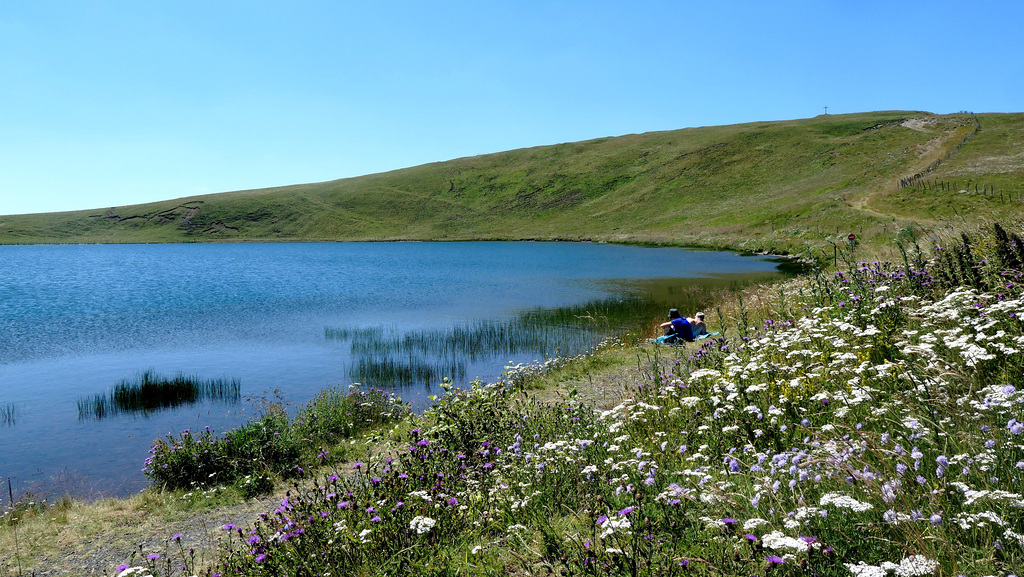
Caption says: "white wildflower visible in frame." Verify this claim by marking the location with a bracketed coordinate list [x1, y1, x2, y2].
[890, 555, 939, 576]
[760, 531, 809, 552]
[599, 517, 632, 539]
[844, 562, 888, 577]
[743, 518, 769, 530]
[409, 516, 436, 535]
[820, 492, 873, 512]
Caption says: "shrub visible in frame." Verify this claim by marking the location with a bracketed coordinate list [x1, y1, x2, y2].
[143, 386, 410, 491]
[292, 386, 411, 445]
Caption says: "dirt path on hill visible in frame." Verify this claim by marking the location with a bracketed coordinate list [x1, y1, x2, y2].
[847, 116, 968, 227]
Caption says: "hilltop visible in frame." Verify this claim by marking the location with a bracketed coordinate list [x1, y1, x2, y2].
[2, 111, 1023, 253]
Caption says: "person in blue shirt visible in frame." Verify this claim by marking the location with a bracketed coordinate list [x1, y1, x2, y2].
[657, 308, 693, 343]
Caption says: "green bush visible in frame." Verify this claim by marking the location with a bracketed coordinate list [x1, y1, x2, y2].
[224, 411, 303, 479]
[144, 427, 233, 490]
[235, 474, 275, 499]
[292, 386, 411, 445]
[143, 386, 410, 491]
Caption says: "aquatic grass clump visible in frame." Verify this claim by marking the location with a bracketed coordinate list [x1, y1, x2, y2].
[348, 355, 467, 388]
[329, 292, 729, 388]
[323, 326, 387, 341]
[76, 370, 240, 420]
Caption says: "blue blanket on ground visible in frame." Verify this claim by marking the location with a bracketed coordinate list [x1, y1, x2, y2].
[654, 332, 720, 344]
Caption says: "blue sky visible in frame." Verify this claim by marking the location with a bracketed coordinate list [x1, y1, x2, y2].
[1, 1, 1021, 216]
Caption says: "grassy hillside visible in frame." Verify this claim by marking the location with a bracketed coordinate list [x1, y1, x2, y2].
[3, 111, 1023, 253]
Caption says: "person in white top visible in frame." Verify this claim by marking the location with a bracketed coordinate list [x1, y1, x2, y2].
[688, 311, 708, 338]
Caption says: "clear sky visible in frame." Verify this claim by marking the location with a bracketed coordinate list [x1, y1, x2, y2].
[1, 1, 1021, 216]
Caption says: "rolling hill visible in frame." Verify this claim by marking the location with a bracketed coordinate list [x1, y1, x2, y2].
[3, 110, 1022, 254]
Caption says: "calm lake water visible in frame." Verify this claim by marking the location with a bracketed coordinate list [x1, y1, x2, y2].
[0, 242, 781, 499]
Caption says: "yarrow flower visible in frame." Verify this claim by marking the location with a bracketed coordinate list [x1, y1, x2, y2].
[820, 492, 873, 512]
[410, 516, 436, 534]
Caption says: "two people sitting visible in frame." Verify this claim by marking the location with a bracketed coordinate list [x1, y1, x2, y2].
[656, 309, 708, 344]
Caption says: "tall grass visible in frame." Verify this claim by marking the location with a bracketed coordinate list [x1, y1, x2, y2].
[327, 283, 763, 388]
[76, 370, 240, 420]
[348, 356, 466, 388]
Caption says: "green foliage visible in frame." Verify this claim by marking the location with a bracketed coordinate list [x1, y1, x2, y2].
[143, 387, 410, 491]
[223, 411, 303, 480]
[235, 474, 275, 500]
[422, 380, 523, 456]
[292, 386, 413, 445]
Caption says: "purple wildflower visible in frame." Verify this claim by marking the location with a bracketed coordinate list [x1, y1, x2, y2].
[1008, 419, 1024, 435]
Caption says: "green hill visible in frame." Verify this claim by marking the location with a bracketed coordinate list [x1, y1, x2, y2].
[3, 110, 1023, 253]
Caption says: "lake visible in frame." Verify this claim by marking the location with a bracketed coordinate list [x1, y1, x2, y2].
[0, 242, 782, 499]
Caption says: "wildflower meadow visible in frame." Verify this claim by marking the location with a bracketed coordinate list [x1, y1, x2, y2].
[116, 224, 1024, 576]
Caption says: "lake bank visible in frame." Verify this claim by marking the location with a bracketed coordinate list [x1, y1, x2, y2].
[0, 242, 784, 501]
[6, 222, 1024, 575]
